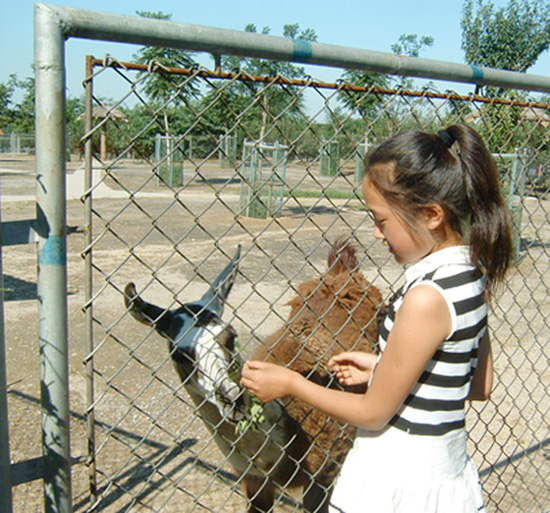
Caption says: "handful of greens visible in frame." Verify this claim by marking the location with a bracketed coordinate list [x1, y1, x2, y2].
[228, 340, 266, 434]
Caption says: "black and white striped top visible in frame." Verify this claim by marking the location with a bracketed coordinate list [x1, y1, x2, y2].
[378, 245, 487, 436]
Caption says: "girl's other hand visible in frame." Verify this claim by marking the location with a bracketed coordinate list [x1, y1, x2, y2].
[328, 351, 378, 387]
[240, 360, 296, 402]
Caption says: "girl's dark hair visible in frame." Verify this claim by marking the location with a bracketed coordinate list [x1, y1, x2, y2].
[365, 123, 513, 298]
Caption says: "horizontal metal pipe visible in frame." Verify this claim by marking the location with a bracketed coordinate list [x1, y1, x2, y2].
[91, 56, 550, 111]
[39, 2, 550, 93]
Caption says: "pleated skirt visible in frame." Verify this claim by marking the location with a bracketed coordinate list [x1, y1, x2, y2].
[329, 425, 486, 513]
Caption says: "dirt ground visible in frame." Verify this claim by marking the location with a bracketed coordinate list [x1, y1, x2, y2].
[1, 155, 549, 513]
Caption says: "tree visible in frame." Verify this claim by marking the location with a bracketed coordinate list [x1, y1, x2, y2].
[391, 33, 434, 90]
[391, 34, 434, 59]
[461, 0, 550, 151]
[0, 75, 18, 131]
[66, 95, 85, 156]
[339, 33, 434, 123]
[461, 0, 550, 73]
[0, 73, 35, 134]
[219, 23, 318, 143]
[14, 75, 35, 134]
[133, 11, 198, 134]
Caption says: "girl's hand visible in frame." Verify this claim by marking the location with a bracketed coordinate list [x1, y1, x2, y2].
[328, 351, 378, 387]
[240, 360, 296, 402]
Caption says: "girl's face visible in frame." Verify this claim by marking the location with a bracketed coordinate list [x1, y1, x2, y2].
[362, 177, 435, 265]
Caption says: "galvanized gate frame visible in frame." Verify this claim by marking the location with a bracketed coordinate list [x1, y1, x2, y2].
[3, 3, 549, 512]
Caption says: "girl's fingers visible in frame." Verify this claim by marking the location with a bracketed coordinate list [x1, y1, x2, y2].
[329, 352, 350, 364]
[329, 355, 347, 371]
[242, 360, 263, 376]
[245, 360, 269, 371]
[240, 373, 258, 393]
[241, 361, 257, 385]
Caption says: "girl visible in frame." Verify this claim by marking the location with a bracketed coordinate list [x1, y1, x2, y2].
[241, 124, 513, 512]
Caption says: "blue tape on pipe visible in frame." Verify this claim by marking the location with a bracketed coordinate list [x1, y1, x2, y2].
[39, 235, 66, 265]
[470, 65, 484, 84]
[293, 39, 313, 62]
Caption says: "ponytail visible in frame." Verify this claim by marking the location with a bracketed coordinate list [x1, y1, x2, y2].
[445, 124, 513, 298]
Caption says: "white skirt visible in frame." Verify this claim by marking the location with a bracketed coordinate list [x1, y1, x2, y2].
[329, 425, 486, 513]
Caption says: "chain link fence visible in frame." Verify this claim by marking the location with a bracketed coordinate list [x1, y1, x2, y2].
[0, 133, 35, 155]
[62, 54, 550, 513]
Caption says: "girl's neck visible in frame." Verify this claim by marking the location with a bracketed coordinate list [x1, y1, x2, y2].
[425, 225, 465, 258]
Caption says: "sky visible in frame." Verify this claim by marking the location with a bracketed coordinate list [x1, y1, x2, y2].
[2, 0, 550, 101]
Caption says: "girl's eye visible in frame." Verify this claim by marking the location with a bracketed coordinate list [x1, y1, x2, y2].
[370, 215, 384, 227]
[367, 210, 384, 228]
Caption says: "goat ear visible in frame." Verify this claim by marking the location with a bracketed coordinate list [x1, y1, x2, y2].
[124, 283, 164, 326]
[124, 283, 139, 310]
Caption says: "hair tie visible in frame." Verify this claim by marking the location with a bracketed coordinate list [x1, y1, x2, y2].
[438, 129, 455, 148]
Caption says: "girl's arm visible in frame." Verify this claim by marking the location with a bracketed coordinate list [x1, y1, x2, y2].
[241, 284, 452, 431]
[467, 331, 493, 401]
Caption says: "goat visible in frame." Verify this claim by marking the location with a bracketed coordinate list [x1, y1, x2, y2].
[123, 239, 382, 513]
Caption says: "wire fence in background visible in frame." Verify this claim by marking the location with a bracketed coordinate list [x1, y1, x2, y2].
[68, 56, 550, 512]
[0, 134, 35, 155]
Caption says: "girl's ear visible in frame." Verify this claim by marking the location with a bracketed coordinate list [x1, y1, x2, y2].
[424, 203, 446, 230]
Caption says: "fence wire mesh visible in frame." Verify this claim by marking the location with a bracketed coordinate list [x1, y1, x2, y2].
[0, 133, 35, 155]
[73, 55, 550, 513]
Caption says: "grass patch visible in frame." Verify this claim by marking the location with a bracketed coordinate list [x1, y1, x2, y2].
[284, 188, 363, 201]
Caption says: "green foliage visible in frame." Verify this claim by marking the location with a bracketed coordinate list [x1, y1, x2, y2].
[15, 76, 35, 133]
[461, 0, 550, 73]
[0, 74, 18, 131]
[217, 23, 318, 142]
[227, 339, 266, 434]
[66, 96, 85, 155]
[461, 0, 550, 152]
[391, 34, 434, 58]
[236, 398, 266, 434]
[338, 69, 390, 127]
[339, 33, 434, 122]
[0, 73, 35, 133]
[133, 11, 198, 133]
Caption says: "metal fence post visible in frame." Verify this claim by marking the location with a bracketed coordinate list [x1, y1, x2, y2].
[0, 210, 13, 513]
[34, 4, 72, 513]
[83, 54, 97, 507]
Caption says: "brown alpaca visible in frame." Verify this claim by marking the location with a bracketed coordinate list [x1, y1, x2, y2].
[123, 239, 382, 513]
[248, 238, 382, 512]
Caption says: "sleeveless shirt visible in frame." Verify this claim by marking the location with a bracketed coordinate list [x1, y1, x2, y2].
[378, 245, 487, 436]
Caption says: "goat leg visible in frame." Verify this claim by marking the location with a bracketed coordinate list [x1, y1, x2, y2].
[244, 475, 275, 513]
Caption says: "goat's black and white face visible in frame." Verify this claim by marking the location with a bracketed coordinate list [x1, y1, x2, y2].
[123, 246, 245, 422]
[124, 284, 245, 422]
[164, 302, 244, 422]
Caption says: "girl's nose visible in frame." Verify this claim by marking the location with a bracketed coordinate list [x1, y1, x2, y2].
[373, 224, 384, 240]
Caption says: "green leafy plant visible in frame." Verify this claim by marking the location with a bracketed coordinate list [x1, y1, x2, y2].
[229, 339, 266, 434]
